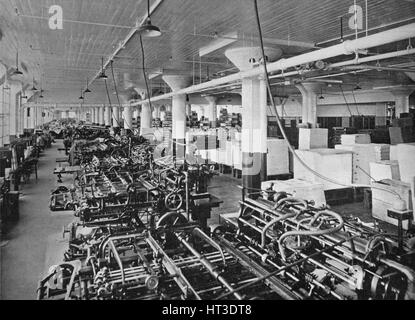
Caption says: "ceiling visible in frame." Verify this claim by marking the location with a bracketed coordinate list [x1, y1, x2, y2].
[0, 0, 415, 105]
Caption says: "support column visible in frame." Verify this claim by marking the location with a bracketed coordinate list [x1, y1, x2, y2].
[9, 80, 22, 140]
[104, 105, 111, 126]
[26, 107, 34, 129]
[91, 107, 96, 124]
[239, 76, 268, 189]
[112, 106, 120, 127]
[162, 75, 191, 158]
[98, 105, 105, 126]
[390, 87, 413, 117]
[186, 102, 192, 117]
[225, 47, 282, 193]
[153, 104, 161, 119]
[204, 96, 218, 128]
[140, 101, 152, 135]
[123, 105, 133, 131]
[295, 82, 325, 127]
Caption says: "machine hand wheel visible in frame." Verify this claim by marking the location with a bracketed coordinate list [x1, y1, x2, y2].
[164, 192, 183, 211]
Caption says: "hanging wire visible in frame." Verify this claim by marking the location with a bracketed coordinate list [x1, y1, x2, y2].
[110, 61, 124, 128]
[339, 84, 354, 117]
[351, 89, 362, 116]
[139, 34, 153, 112]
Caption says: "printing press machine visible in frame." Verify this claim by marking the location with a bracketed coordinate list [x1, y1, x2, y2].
[39, 132, 415, 300]
[39, 189, 415, 300]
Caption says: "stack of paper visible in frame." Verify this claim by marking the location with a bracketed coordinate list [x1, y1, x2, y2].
[294, 148, 353, 190]
[335, 143, 390, 184]
[341, 134, 371, 145]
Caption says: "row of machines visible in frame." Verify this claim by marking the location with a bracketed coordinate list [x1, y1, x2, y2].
[39, 128, 415, 300]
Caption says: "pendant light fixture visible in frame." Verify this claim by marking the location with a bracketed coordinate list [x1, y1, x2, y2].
[12, 51, 23, 75]
[31, 77, 38, 91]
[98, 57, 108, 79]
[39, 89, 44, 99]
[354, 73, 362, 90]
[84, 78, 91, 93]
[318, 88, 325, 100]
[137, 0, 161, 38]
[79, 87, 84, 100]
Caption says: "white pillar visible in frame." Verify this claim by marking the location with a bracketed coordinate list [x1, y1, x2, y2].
[112, 106, 120, 127]
[390, 87, 413, 116]
[204, 95, 218, 128]
[224, 46, 282, 192]
[104, 105, 111, 126]
[162, 75, 191, 158]
[295, 82, 325, 127]
[91, 107, 96, 124]
[9, 80, 22, 139]
[123, 105, 133, 130]
[140, 102, 152, 134]
[153, 104, 161, 119]
[98, 105, 105, 125]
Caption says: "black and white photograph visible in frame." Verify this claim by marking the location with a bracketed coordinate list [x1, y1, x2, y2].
[1, 0, 415, 306]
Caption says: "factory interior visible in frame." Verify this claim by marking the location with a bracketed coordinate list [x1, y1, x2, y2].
[1, 0, 415, 302]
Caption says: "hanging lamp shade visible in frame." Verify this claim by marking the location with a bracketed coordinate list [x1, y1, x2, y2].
[318, 88, 324, 100]
[12, 51, 23, 75]
[138, 0, 161, 38]
[31, 77, 38, 91]
[84, 78, 92, 93]
[138, 18, 161, 38]
[98, 57, 108, 79]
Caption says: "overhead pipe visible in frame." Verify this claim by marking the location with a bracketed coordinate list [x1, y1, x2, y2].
[342, 65, 415, 73]
[329, 48, 415, 68]
[131, 23, 415, 106]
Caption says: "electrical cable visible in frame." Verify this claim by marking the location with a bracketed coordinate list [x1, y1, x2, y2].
[109, 61, 127, 129]
[139, 34, 153, 113]
[351, 89, 362, 116]
[104, 78, 126, 129]
[339, 84, 354, 117]
[248, 0, 402, 200]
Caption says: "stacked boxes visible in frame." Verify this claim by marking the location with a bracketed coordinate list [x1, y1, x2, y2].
[335, 143, 390, 185]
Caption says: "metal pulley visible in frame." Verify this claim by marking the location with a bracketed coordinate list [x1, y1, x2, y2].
[164, 191, 183, 211]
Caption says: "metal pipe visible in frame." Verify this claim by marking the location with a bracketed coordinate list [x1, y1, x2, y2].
[192, 228, 226, 266]
[175, 232, 244, 300]
[131, 23, 415, 106]
[108, 239, 125, 284]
